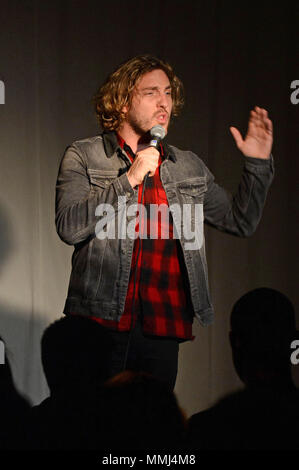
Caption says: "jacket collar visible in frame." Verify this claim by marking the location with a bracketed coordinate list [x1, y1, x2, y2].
[102, 131, 121, 158]
[102, 131, 177, 163]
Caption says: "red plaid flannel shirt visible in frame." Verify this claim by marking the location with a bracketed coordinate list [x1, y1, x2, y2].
[73, 134, 194, 340]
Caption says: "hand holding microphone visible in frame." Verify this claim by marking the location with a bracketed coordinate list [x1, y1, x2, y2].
[127, 147, 160, 188]
[127, 125, 165, 188]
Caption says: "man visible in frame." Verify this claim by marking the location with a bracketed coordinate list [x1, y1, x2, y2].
[186, 288, 299, 450]
[24, 315, 116, 449]
[55, 55, 274, 389]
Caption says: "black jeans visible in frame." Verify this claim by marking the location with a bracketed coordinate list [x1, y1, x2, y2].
[104, 319, 179, 390]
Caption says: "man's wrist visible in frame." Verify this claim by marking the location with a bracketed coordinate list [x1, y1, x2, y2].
[244, 153, 273, 163]
[127, 172, 138, 189]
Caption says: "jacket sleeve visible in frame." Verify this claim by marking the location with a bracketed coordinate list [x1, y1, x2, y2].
[55, 144, 135, 245]
[203, 155, 274, 237]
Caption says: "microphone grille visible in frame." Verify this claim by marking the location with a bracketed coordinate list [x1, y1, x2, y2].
[150, 125, 166, 140]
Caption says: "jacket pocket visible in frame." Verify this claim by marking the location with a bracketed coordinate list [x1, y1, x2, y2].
[174, 178, 206, 252]
[177, 177, 207, 206]
[177, 177, 206, 198]
[87, 169, 119, 189]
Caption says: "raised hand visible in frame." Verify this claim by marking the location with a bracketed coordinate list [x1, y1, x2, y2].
[230, 106, 273, 159]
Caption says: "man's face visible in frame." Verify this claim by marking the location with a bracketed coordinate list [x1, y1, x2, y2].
[123, 69, 173, 136]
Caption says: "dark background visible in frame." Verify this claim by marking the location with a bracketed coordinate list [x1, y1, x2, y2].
[0, 0, 298, 414]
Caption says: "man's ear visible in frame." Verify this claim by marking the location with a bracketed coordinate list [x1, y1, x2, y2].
[122, 104, 128, 114]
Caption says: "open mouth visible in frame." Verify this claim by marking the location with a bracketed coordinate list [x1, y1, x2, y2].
[156, 113, 168, 123]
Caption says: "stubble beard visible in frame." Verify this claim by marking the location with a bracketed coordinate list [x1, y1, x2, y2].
[127, 110, 170, 138]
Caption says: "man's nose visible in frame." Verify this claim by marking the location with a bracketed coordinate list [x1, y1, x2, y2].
[157, 92, 168, 109]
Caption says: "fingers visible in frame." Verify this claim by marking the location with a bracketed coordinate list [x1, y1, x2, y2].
[127, 147, 160, 188]
[136, 147, 160, 159]
[230, 126, 243, 149]
[249, 106, 273, 133]
[136, 148, 160, 177]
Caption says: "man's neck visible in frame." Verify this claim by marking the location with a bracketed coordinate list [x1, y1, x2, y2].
[117, 125, 140, 154]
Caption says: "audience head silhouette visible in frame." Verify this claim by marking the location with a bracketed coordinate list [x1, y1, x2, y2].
[41, 315, 114, 394]
[100, 370, 187, 450]
[186, 288, 299, 450]
[229, 287, 297, 389]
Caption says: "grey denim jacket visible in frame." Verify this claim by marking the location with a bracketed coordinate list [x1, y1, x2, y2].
[55, 132, 274, 327]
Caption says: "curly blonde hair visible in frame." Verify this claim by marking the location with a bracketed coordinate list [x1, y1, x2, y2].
[93, 55, 184, 131]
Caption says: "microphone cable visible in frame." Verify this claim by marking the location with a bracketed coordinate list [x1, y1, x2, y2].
[122, 172, 149, 371]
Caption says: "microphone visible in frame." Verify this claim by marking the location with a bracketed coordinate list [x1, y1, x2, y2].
[145, 125, 166, 180]
[149, 124, 166, 148]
